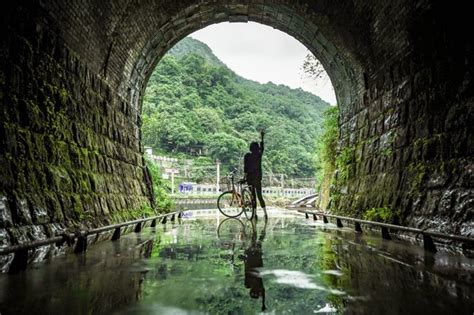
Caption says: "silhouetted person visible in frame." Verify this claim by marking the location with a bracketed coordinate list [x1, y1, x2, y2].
[244, 218, 268, 312]
[244, 129, 267, 218]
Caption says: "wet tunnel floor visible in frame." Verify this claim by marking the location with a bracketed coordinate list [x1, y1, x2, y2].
[0, 209, 473, 315]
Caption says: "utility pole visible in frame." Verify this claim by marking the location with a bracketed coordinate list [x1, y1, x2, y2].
[165, 168, 179, 195]
[216, 159, 220, 193]
[281, 174, 284, 195]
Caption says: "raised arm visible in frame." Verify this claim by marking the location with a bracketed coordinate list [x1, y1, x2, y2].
[260, 129, 265, 154]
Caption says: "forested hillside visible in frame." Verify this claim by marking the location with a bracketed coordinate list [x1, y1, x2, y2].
[142, 37, 331, 179]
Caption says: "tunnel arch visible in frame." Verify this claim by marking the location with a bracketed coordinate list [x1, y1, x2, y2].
[121, 2, 364, 119]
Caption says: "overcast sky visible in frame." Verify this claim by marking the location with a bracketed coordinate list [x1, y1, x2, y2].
[189, 22, 336, 105]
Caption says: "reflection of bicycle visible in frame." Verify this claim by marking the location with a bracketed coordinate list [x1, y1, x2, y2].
[217, 217, 256, 240]
[217, 170, 255, 220]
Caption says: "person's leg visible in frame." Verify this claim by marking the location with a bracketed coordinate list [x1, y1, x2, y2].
[250, 184, 257, 211]
[255, 181, 267, 217]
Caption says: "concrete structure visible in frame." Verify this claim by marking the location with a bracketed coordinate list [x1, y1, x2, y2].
[144, 148, 178, 168]
[0, 0, 472, 255]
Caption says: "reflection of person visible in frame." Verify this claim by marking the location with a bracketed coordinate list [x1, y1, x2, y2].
[244, 219, 267, 312]
[244, 129, 267, 219]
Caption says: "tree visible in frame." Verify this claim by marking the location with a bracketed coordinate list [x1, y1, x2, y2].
[141, 37, 331, 179]
[205, 133, 247, 168]
[302, 54, 327, 80]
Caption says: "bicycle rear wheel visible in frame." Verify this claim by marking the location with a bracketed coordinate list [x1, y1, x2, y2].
[241, 188, 254, 220]
[217, 191, 244, 218]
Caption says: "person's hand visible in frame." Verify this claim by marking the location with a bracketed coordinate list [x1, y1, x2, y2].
[260, 129, 265, 137]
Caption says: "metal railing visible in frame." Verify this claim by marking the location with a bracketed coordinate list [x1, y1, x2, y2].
[1, 210, 184, 273]
[297, 208, 474, 253]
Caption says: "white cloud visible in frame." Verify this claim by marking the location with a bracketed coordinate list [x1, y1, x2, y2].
[189, 22, 337, 105]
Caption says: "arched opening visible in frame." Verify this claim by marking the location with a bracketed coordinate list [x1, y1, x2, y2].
[2, 0, 471, 241]
[112, 3, 364, 214]
[140, 22, 337, 206]
[128, 6, 361, 115]
[104, 2, 364, 128]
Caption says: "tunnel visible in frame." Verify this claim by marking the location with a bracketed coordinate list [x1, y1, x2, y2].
[0, 0, 472, 257]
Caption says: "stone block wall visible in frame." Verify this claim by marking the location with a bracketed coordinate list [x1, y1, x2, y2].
[0, 0, 472, 266]
[331, 2, 473, 236]
[0, 5, 153, 259]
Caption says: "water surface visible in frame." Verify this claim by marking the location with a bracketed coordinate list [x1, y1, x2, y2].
[0, 209, 472, 314]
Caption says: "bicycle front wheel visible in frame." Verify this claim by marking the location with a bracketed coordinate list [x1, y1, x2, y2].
[241, 188, 254, 220]
[217, 217, 245, 240]
[217, 191, 244, 218]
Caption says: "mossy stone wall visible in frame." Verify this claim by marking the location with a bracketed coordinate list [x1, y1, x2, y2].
[330, 2, 473, 235]
[0, 8, 154, 258]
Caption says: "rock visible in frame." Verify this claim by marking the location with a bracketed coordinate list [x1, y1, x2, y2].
[438, 189, 456, 216]
[426, 170, 448, 188]
[0, 228, 14, 272]
[0, 195, 13, 228]
[9, 193, 33, 225]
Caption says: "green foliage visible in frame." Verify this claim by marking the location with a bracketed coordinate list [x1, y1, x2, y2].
[313, 107, 339, 184]
[363, 207, 399, 223]
[142, 37, 330, 178]
[145, 157, 174, 212]
[381, 146, 393, 157]
[111, 205, 157, 223]
[408, 162, 427, 192]
[335, 146, 355, 182]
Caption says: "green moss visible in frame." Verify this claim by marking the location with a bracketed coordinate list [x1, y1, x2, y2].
[59, 87, 68, 105]
[363, 207, 399, 223]
[110, 204, 158, 223]
[331, 195, 341, 211]
[408, 162, 427, 192]
[335, 146, 355, 182]
[72, 195, 87, 221]
[381, 146, 393, 157]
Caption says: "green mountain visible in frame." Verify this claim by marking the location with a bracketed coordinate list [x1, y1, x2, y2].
[168, 37, 224, 67]
[142, 37, 331, 180]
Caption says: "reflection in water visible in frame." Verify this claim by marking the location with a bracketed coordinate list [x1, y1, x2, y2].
[0, 212, 473, 315]
[242, 219, 266, 311]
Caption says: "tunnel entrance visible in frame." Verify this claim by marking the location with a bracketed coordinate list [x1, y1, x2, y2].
[140, 22, 337, 208]
[0, 0, 472, 257]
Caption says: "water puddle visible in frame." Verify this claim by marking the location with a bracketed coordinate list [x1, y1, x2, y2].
[0, 209, 473, 314]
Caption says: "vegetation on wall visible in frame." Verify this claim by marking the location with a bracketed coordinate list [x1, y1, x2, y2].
[313, 107, 339, 183]
[312, 107, 339, 209]
[363, 207, 400, 223]
[145, 157, 174, 212]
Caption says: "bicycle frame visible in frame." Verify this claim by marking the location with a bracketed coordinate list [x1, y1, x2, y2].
[227, 173, 245, 207]
[228, 173, 255, 212]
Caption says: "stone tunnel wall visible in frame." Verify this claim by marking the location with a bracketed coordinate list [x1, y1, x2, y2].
[0, 0, 472, 257]
[331, 2, 473, 236]
[0, 4, 153, 252]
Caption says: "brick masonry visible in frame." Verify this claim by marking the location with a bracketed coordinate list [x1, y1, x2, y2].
[0, 1, 154, 267]
[0, 0, 472, 265]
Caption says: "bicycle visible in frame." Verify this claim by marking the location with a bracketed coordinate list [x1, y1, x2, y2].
[217, 217, 257, 240]
[217, 169, 255, 220]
